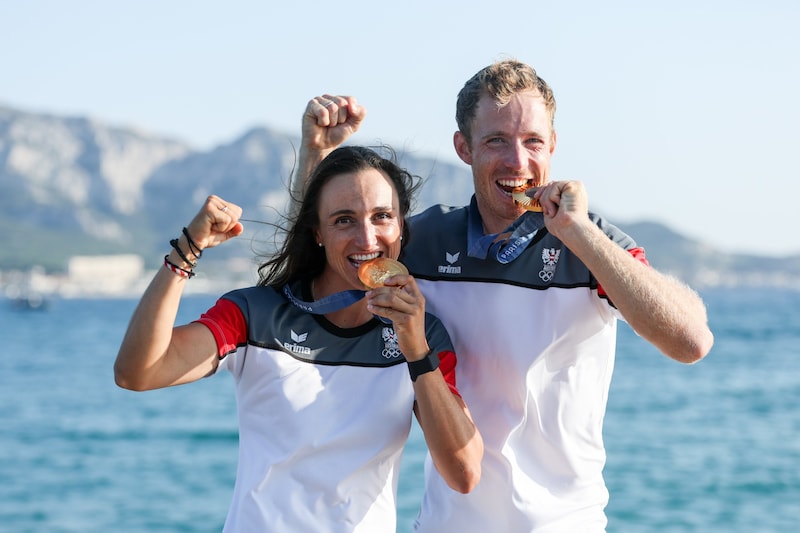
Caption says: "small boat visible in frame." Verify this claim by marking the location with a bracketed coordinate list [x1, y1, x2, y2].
[5, 268, 53, 311]
[10, 291, 51, 311]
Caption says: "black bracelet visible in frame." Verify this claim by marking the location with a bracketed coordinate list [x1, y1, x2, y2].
[169, 238, 197, 268]
[182, 227, 203, 258]
[407, 350, 440, 382]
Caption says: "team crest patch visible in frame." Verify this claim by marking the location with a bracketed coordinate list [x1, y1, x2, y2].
[381, 327, 402, 359]
[539, 247, 561, 282]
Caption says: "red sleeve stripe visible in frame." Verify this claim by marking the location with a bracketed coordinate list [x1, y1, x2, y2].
[437, 350, 462, 398]
[194, 298, 247, 358]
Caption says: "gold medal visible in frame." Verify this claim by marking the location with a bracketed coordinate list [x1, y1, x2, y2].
[358, 257, 409, 289]
[511, 186, 543, 212]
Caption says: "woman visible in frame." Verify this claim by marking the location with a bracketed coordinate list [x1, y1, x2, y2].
[114, 146, 483, 532]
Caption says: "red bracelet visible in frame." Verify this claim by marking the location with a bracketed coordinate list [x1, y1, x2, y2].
[163, 255, 195, 278]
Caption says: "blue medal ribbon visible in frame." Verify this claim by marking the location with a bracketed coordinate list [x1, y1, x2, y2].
[283, 283, 365, 314]
[466, 195, 544, 264]
[283, 282, 392, 324]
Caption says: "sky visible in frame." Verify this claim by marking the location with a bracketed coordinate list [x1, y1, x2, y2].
[2, 1, 798, 256]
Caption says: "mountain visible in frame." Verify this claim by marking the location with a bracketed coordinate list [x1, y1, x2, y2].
[1, 106, 190, 268]
[618, 221, 800, 289]
[1, 105, 798, 289]
[1, 105, 473, 270]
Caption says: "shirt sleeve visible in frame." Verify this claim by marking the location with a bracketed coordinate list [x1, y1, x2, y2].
[194, 297, 248, 359]
[437, 350, 462, 398]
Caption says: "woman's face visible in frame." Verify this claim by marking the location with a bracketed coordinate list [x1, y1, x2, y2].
[315, 168, 403, 292]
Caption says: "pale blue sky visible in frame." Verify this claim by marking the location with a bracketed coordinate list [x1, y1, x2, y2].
[2, 1, 798, 255]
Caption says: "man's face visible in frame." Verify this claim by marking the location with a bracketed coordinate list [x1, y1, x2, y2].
[454, 90, 556, 234]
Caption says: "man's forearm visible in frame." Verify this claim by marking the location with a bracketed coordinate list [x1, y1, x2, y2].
[564, 222, 714, 363]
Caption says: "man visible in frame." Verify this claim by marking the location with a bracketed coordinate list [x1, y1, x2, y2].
[293, 60, 714, 532]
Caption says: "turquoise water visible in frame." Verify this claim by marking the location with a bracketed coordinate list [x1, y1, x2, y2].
[1, 289, 798, 532]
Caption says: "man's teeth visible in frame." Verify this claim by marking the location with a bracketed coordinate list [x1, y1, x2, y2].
[498, 179, 529, 190]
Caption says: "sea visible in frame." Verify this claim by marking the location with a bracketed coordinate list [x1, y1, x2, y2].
[1, 287, 798, 532]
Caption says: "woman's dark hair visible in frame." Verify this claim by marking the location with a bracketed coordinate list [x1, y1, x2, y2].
[257, 145, 421, 288]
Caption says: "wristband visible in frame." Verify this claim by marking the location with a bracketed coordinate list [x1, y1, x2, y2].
[407, 350, 440, 382]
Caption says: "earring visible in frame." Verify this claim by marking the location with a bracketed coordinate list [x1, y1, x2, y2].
[318, 242, 323, 247]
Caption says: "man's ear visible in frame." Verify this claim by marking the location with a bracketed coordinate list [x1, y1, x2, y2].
[453, 131, 473, 165]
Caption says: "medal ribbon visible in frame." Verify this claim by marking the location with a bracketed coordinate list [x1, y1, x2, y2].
[283, 283, 392, 324]
[283, 284, 365, 314]
[466, 196, 544, 264]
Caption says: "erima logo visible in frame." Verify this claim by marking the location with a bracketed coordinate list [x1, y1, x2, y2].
[278, 329, 311, 355]
[438, 251, 462, 274]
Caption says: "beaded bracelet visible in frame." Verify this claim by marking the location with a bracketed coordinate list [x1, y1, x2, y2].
[164, 255, 195, 278]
